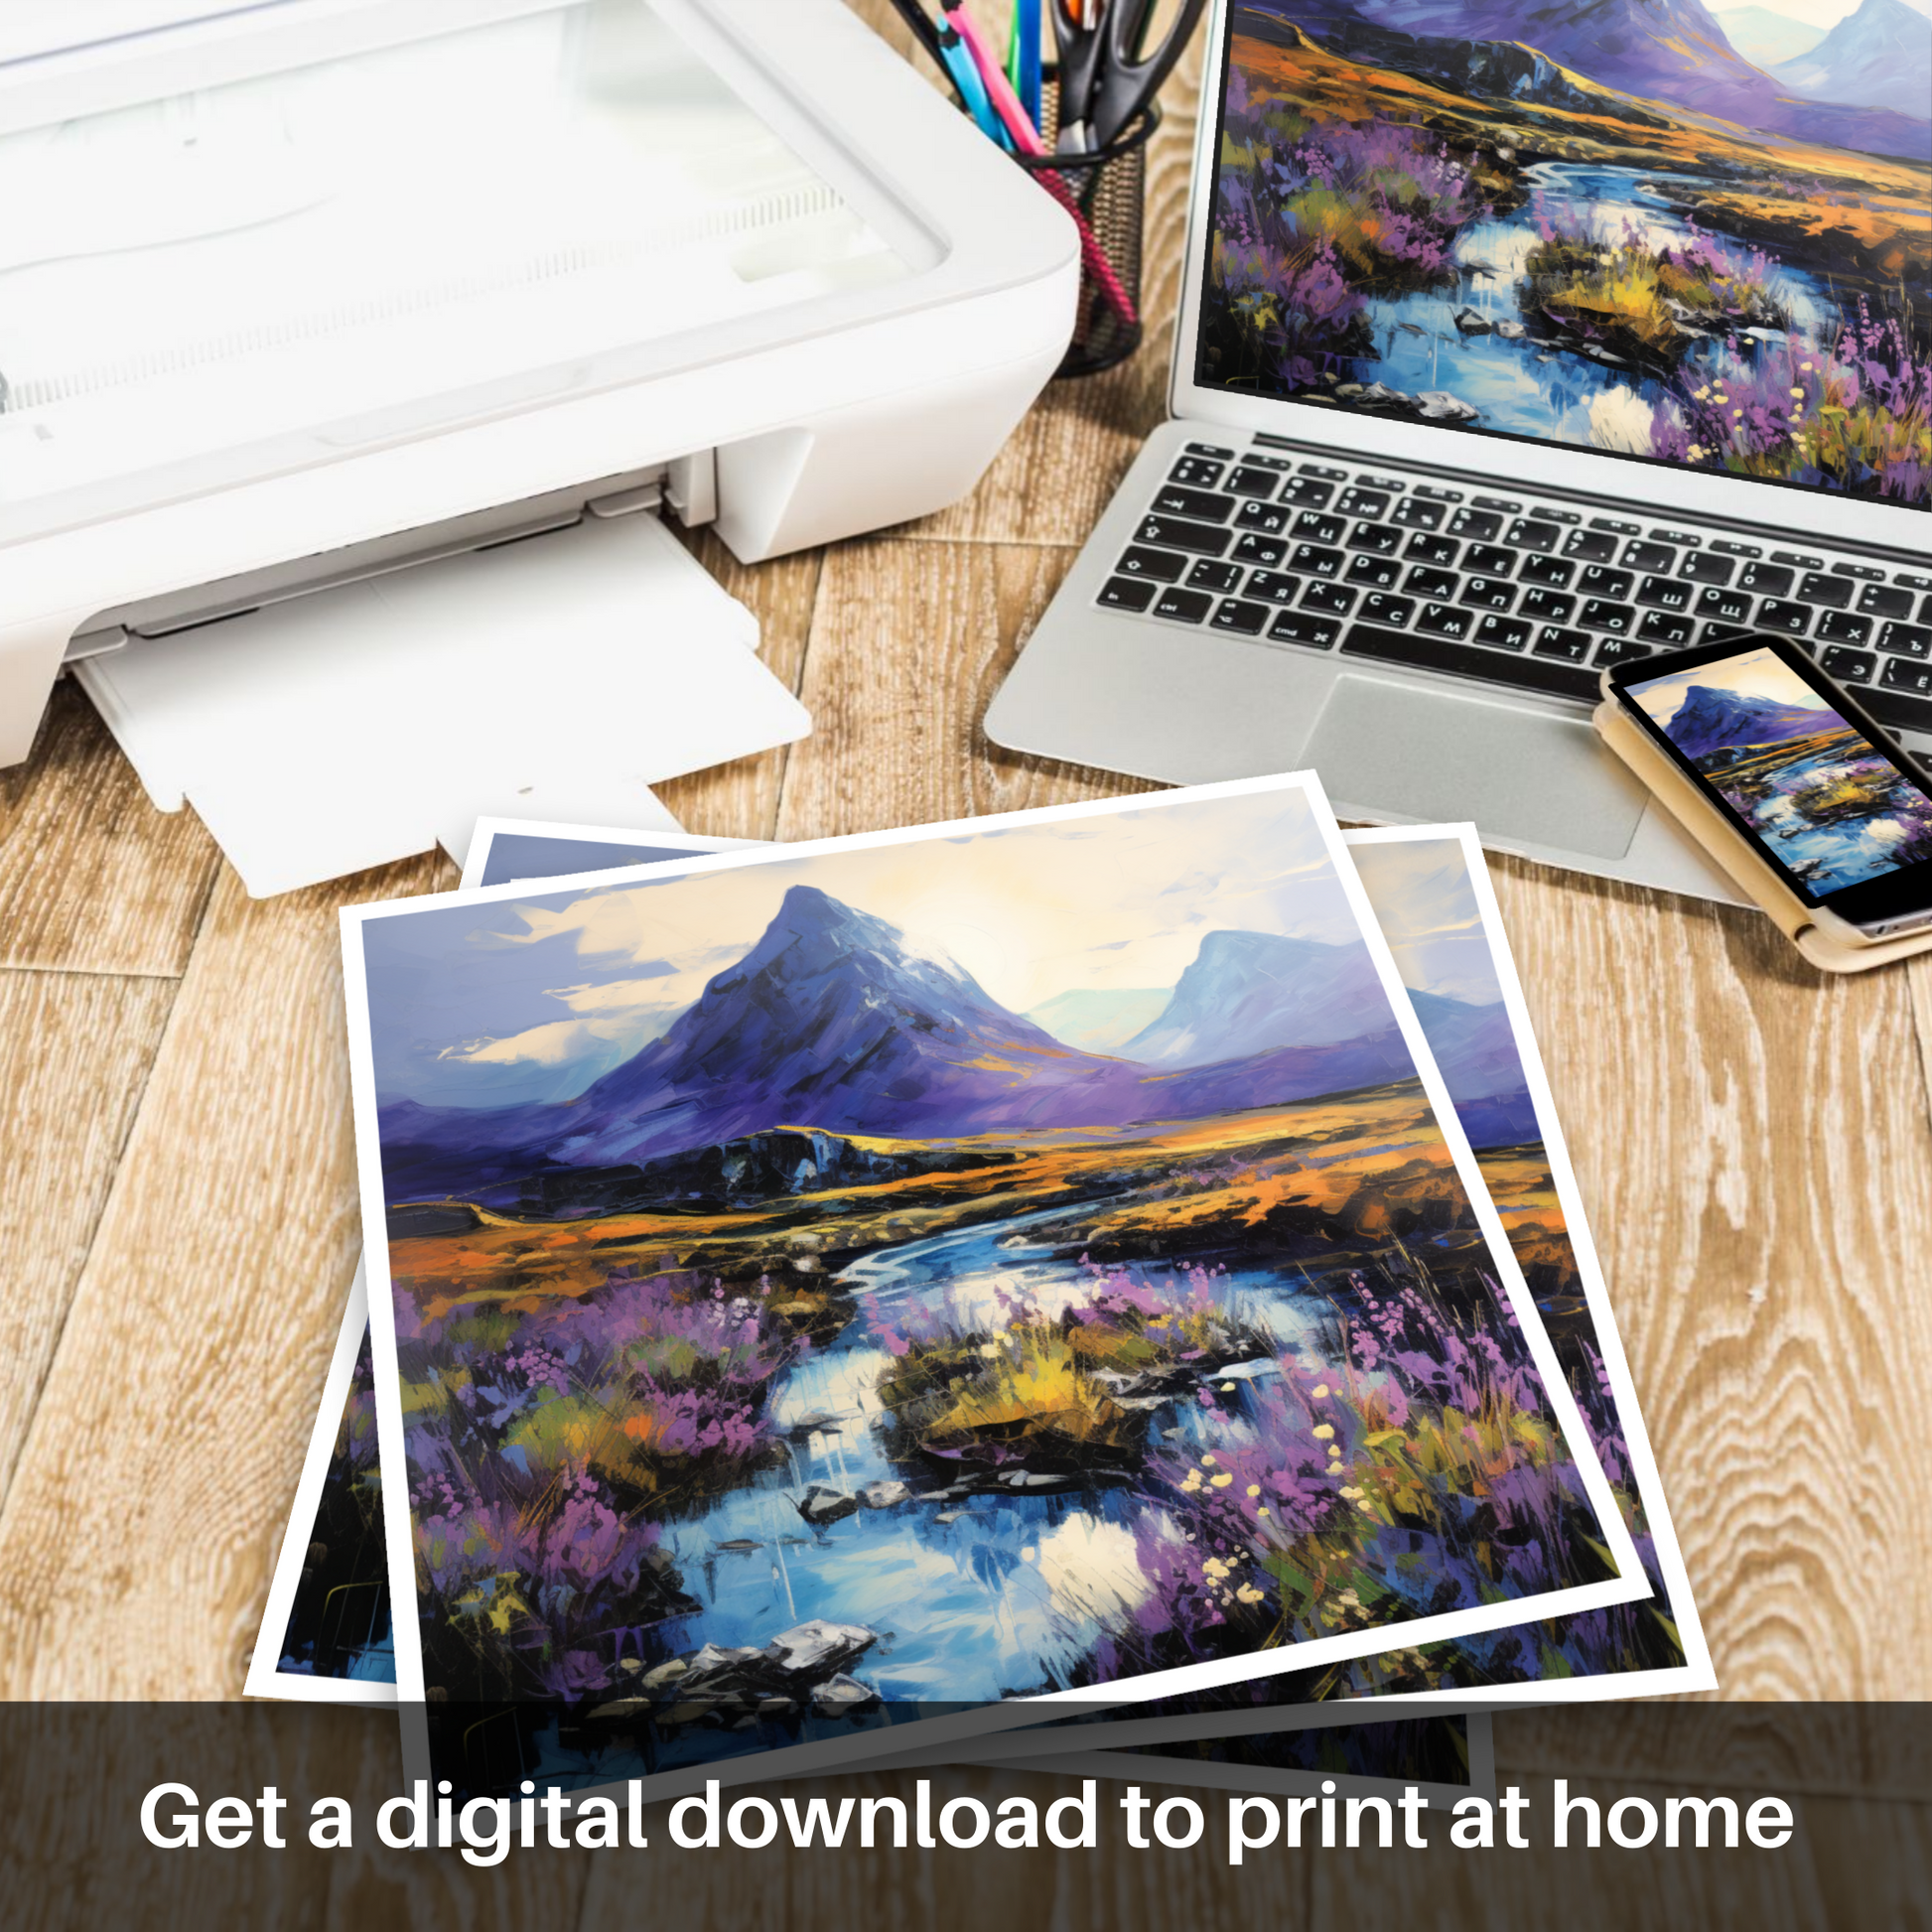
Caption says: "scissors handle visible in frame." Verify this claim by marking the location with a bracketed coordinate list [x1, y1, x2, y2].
[1088, 0, 1206, 147]
[1048, 0, 1107, 143]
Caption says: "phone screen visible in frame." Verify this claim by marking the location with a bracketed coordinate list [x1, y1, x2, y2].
[1619, 640, 1932, 912]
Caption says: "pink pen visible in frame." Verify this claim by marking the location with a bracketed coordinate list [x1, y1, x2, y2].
[942, 1, 1141, 331]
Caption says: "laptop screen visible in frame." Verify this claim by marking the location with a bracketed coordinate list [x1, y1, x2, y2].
[1195, 1, 1931, 511]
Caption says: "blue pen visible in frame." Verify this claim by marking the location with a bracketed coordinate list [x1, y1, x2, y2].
[936, 19, 1010, 148]
[1014, 0, 1042, 131]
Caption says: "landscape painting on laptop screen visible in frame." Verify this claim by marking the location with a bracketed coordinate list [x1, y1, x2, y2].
[1201, 0, 1932, 505]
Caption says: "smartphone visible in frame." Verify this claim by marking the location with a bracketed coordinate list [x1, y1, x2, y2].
[1605, 632, 1932, 940]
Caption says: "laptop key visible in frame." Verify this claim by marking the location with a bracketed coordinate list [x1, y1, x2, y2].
[1136, 514, 1231, 557]
[1820, 645, 1876, 683]
[1289, 543, 1345, 579]
[1186, 559, 1246, 594]
[1153, 484, 1238, 521]
[1738, 562, 1794, 598]
[1518, 553, 1575, 589]
[1235, 499, 1293, 535]
[1519, 588, 1576, 625]
[1594, 636, 1653, 667]
[1506, 518, 1561, 552]
[1695, 586, 1752, 625]
[1623, 540, 1676, 574]
[1392, 497, 1446, 531]
[1280, 477, 1336, 507]
[1335, 486, 1391, 519]
[1636, 576, 1693, 612]
[1637, 610, 1696, 645]
[1798, 572, 1852, 609]
[1476, 615, 1533, 651]
[1756, 599, 1810, 635]
[1448, 507, 1502, 541]
[1578, 565, 1634, 601]
[1348, 521, 1404, 555]
[1151, 586, 1213, 624]
[1244, 571, 1303, 605]
[1532, 625, 1591, 660]
[1405, 566, 1458, 601]
[1341, 623, 1599, 700]
[1267, 611, 1341, 648]
[1881, 656, 1932, 697]
[1859, 584, 1915, 621]
[1679, 553, 1734, 586]
[1417, 602, 1474, 639]
[1233, 531, 1287, 567]
[1345, 554, 1402, 590]
[1211, 599, 1271, 635]
[1563, 528, 1620, 563]
[1581, 599, 1636, 633]
[1880, 621, 1932, 659]
[1463, 543, 1516, 578]
[1460, 578, 1516, 612]
[1359, 593, 1416, 627]
[1293, 511, 1348, 544]
[1116, 546, 1189, 583]
[1169, 457, 1225, 488]
[1301, 582, 1357, 617]
[1404, 531, 1460, 567]
[1184, 441, 1235, 459]
[1817, 611, 1871, 646]
[1097, 576, 1157, 613]
[1225, 465, 1283, 497]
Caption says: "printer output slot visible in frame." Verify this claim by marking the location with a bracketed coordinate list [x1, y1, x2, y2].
[62, 453, 723, 663]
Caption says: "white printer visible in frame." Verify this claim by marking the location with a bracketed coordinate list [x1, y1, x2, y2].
[0, 0, 1077, 890]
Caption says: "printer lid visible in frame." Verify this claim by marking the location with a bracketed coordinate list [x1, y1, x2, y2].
[0, 0, 941, 549]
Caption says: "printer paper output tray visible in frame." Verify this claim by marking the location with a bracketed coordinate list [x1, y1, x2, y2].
[74, 511, 808, 897]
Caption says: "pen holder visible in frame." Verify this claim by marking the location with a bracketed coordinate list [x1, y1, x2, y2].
[1016, 90, 1160, 379]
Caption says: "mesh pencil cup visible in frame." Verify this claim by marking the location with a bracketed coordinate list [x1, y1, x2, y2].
[1015, 89, 1160, 379]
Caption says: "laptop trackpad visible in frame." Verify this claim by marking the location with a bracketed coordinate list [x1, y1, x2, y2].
[1304, 675, 1647, 859]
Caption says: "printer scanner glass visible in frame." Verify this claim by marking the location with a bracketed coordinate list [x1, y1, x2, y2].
[0, 1, 914, 542]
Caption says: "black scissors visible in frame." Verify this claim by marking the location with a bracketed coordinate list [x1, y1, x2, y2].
[1049, 0, 1207, 151]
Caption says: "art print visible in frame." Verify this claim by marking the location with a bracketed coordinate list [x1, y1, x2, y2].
[345, 778, 1645, 1795]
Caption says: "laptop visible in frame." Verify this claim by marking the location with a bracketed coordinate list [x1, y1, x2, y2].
[986, 0, 1932, 900]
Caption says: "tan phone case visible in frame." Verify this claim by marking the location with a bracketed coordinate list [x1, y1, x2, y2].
[1593, 694, 1932, 974]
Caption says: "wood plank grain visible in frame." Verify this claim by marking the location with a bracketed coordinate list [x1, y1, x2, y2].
[773, 539, 1157, 843]
[0, 969, 179, 1508]
[1315, 1770, 1928, 1931]
[0, 681, 220, 977]
[1481, 853, 1932, 1699]
[0, 853, 451, 1698]
[574, 1767, 1311, 1932]
[655, 532, 822, 843]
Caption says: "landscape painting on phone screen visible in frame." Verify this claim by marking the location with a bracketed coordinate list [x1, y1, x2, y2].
[1202, 0, 1932, 505]
[1630, 643, 1932, 890]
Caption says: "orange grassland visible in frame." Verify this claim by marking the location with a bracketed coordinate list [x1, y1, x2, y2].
[387, 1082, 1481, 1321]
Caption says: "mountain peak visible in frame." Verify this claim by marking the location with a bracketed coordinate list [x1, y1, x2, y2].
[1662, 683, 1831, 758]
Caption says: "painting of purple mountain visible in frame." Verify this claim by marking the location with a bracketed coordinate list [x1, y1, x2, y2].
[1204, 0, 1931, 503]
[1630, 643, 1932, 890]
[352, 784, 1624, 1797]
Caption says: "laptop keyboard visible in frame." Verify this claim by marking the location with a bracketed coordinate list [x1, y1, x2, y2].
[1098, 441, 1932, 737]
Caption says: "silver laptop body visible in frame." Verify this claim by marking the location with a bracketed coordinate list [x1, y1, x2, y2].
[987, 0, 1932, 901]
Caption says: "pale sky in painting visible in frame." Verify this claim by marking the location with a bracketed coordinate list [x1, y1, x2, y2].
[1625, 643, 1836, 727]
[1348, 838, 1503, 1008]
[364, 789, 1366, 1106]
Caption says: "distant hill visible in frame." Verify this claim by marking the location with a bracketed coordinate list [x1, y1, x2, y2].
[1775, 0, 1932, 120]
[1659, 683, 1837, 758]
[1713, 4, 1826, 67]
[378, 888, 1424, 1199]
[1310, 0, 1931, 159]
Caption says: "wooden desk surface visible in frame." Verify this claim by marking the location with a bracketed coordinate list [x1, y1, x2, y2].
[0, 10, 1926, 1925]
